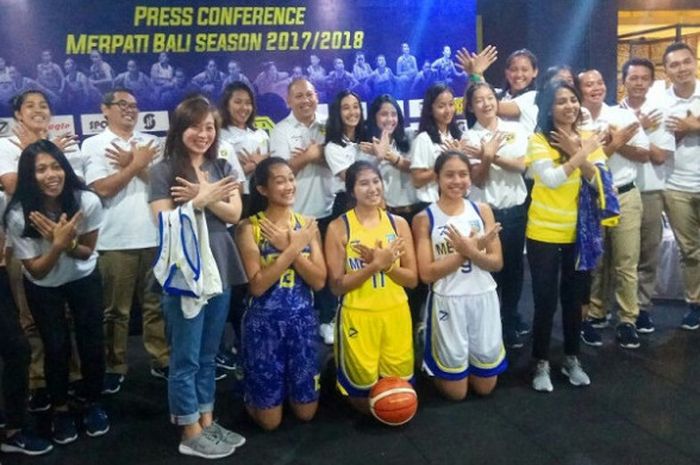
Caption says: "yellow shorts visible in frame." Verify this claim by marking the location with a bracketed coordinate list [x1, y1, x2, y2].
[335, 302, 414, 397]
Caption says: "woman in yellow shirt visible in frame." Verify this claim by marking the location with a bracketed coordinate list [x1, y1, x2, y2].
[526, 80, 605, 393]
[325, 161, 417, 414]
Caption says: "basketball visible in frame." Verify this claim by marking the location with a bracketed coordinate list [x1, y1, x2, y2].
[369, 377, 418, 426]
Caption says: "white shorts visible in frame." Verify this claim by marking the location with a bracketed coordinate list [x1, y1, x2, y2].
[422, 290, 507, 380]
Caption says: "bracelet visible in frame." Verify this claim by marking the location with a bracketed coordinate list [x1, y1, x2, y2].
[392, 154, 401, 166]
[69, 238, 79, 251]
[469, 73, 483, 83]
[383, 261, 397, 274]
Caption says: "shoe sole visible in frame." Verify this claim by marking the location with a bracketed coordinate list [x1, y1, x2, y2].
[636, 327, 655, 334]
[150, 369, 168, 380]
[589, 322, 609, 329]
[101, 386, 121, 395]
[506, 343, 524, 349]
[179, 443, 235, 459]
[215, 363, 237, 371]
[580, 335, 603, 347]
[618, 342, 640, 349]
[215, 374, 228, 381]
[1, 443, 54, 456]
[561, 367, 591, 387]
[85, 425, 110, 437]
[53, 433, 78, 445]
[532, 384, 553, 393]
[681, 324, 699, 331]
[28, 404, 52, 413]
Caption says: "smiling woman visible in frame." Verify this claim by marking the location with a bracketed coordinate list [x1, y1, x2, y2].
[3, 139, 109, 444]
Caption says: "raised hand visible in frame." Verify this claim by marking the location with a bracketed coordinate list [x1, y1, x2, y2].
[51, 133, 79, 153]
[29, 211, 58, 241]
[371, 129, 392, 161]
[191, 170, 239, 210]
[481, 131, 507, 162]
[289, 219, 318, 251]
[130, 140, 158, 170]
[171, 176, 200, 203]
[550, 129, 581, 158]
[635, 108, 663, 131]
[456, 45, 498, 76]
[10, 122, 42, 150]
[606, 122, 639, 153]
[52, 211, 82, 250]
[259, 218, 290, 251]
[445, 224, 479, 259]
[476, 222, 502, 250]
[667, 110, 700, 135]
[358, 141, 375, 155]
[105, 142, 134, 169]
[440, 138, 464, 154]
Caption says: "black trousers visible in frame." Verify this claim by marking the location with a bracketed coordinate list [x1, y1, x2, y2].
[24, 269, 105, 407]
[492, 204, 526, 334]
[0, 267, 30, 429]
[527, 239, 590, 360]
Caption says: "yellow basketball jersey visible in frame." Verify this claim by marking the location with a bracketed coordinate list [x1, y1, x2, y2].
[342, 208, 407, 310]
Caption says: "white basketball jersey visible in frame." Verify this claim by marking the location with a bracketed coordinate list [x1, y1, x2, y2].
[426, 199, 497, 296]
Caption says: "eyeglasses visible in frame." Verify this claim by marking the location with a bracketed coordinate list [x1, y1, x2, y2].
[108, 100, 138, 111]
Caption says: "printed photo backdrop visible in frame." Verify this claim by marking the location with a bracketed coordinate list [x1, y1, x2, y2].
[0, 0, 476, 135]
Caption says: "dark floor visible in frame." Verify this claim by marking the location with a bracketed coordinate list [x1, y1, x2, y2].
[4, 289, 700, 465]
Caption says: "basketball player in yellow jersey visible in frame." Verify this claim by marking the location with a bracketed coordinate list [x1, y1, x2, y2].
[325, 161, 418, 414]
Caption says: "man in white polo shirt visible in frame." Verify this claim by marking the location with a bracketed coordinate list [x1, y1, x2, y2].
[619, 58, 676, 334]
[660, 42, 700, 330]
[269, 78, 337, 343]
[82, 88, 169, 394]
[578, 69, 650, 350]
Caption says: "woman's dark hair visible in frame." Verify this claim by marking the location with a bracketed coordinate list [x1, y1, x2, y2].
[11, 90, 52, 118]
[345, 160, 382, 208]
[498, 48, 538, 99]
[418, 83, 462, 144]
[535, 80, 582, 159]
[164, 95, 220, 185]
[325, 90, 366, 147]
[219, 81, 256, 130]
[464, 82, 498, 128]
[366, 94, 410, 153]
[4, 140, 88, 238]
[434, 150, 471, 177]
[539, 65, 576, 89]
[248, 156, 291, 217]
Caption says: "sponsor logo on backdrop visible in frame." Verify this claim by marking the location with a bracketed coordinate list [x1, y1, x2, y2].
[80, 111, 169, 135]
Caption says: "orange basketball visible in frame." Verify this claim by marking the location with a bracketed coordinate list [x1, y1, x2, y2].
[369, 377, 418, 426]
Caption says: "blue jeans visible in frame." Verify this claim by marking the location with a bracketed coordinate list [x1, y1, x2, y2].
[162, 289, 231, 425]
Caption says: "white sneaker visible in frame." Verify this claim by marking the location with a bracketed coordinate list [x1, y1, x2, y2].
[319, 323, 335, 345]
[561, 356, 591, 386]
[532, 360, 553, 393]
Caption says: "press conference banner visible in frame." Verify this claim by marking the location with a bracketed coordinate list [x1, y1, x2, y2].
[0, 0, 476, 135]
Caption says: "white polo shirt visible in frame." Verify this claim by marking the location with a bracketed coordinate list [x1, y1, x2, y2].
[7, 190, 103, 287]
[0, 135, 88, 180]
[463, 118, 528, 209]
[379, 140, 417, 208]
[665, 80, 700, 193]
[83, 128, 161, 251]
[324, 139, 376, 193]
[411, 130, 453, 203]
[580, 103, 650, 187]
[503, 90, 538, 134]
[620, 97, 676, 192]
[220, 126, 269, 194]
[269, 113, 333, 218]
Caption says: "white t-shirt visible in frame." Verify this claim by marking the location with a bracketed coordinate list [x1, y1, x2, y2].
[6, 190, 103, 287]
[620, 97, 676, 192]
[219, 126, 269, 194]
[269, 113, 333, 218]
[665, 80, 700, 193]
[463, 118, 528, 209]
[507, 90, 538, 134]
[379, 141, 417, 208]
[411, 131, 452, 203]
[0, 135, 88, 180]
[324, 139, 376, 193]
[83, 128, 161, 251]
[580, 103, 650, 187]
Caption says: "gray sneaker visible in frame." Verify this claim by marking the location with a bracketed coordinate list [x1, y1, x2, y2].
[532, 360, 553, 393]
[205, 422, 246, 448]
[561, 356, 591, 387]
[178, 428, 235, 459]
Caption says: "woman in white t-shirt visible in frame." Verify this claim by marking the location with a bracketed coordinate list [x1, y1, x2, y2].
[363, 94, 418, 221]
[219, 81, 269, 213]
[0, 90, 83, 195]
[3, 140, 108, 444]
[496, 49, 539, 133]
[324, 89, 371, 218]
[410, 83, 463, 206]
[463, 82, 529, 349]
